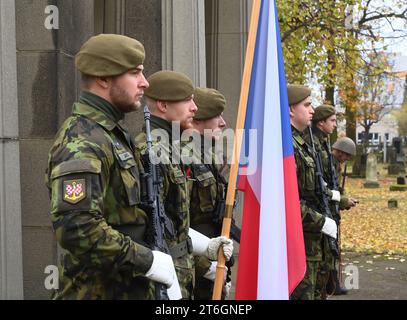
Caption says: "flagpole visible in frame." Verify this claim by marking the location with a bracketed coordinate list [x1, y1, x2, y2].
[212, 0, 262, 300]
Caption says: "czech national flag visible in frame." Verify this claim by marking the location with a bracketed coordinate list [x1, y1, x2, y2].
[235, 0, 306, 300]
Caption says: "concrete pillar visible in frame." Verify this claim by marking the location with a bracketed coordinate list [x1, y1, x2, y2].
[15, 0, 94, 299]
[0, 0, 24, 300]
[118, 0, 163, 136]
[162, 0, 207, 87]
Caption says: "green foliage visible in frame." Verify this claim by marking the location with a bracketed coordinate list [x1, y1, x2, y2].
[277, 0, 362, 88]
[277, 0, 407, 128]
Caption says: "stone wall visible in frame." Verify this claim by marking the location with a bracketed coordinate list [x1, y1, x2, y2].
[0, 0, 24, 300]
[15, 0, 94, 299]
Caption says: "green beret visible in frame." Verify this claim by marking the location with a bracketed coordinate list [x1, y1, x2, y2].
[144, 70, 194, 102]
[287, 84, 311, 105]
[75, 34, 145, 77]
[193, 88, 226, 120]
[312, 104, 336, 123]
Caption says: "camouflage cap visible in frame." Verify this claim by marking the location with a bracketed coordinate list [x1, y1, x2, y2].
[287, 84, 312, 106]
[312, 104, 336, 123]
[75, 34, 145, 77]
[144, 70, 194, 102]
[193, 88, 226, 120]
[332, 137, 356, 156]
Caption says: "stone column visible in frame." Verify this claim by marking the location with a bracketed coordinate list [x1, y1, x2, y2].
[0, 0, 24, 300]
[162, 0, 207, 87]
[15, 0, 95, 299]
[205, 0, 253, 128]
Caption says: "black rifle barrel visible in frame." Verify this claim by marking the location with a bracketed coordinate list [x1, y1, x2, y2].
[341, 163, 348, 192]
[143, 105, 170, 300]
[327, 139, 340, 223]
[307, 127, 339, 258]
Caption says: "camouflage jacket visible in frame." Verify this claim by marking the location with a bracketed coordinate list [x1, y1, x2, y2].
[305, 127, 342, 219]
[45, 92, 154, 300]
[184, 136, 227, 280]
[306, 128, 331, 185]
[135, 115, 194, 299]
[292, 126, 325, 261]
[187, 137, 226, 236]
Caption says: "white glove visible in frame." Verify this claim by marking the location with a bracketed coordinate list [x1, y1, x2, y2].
[166, 279, 182, 300]
[330, 190, 341, 202]
[145, 251, 182, 299]
[189, 228, 234, 261]
[207, 236, 234, 261]
[321, 217, 337, 239]
[203, 261, 228, 282]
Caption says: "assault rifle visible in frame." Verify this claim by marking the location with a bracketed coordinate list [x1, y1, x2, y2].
[140, 106, 175, 300]
[327, 139, 340, 224]
[341, 163, 347, 193]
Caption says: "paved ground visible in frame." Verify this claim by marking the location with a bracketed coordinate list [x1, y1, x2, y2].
[329, 251, 407, 300]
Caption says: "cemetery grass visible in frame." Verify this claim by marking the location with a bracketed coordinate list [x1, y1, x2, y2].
[331, 174, 407, 300]
[341, 176, 407, 255]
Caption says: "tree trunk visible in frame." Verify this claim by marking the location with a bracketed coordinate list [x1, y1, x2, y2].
[346, 106, 356, 142]
[363, 125, 371, 153]
[325, 49, 337, 141]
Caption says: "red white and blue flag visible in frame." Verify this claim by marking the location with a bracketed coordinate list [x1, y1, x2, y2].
[235, 0, 306, 300]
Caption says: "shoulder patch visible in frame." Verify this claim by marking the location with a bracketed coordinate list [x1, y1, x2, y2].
[63, 179, 86, 204]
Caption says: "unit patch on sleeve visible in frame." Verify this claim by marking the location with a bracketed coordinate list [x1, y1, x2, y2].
[63, 179, 86, 204]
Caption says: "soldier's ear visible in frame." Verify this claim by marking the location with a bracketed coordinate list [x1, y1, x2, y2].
[289, 106, 295, 117]
[95, 77, 109, 89]
[156, 100, 167, 113]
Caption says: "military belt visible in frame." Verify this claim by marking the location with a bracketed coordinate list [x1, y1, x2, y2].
[169, 237, 193, 259]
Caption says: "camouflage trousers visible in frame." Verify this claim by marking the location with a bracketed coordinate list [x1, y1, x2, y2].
[290, 260, 321, 300]
[176, 266, 195, 300]
[315, 237, 335, 300]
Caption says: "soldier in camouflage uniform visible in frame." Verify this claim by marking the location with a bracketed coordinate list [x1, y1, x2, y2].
[45, 34, 181, 300]
[187, 87, 232, 299]
[330, 137, 358, 295]
[305, 107, 359, 298]
[135, 71, 234, 299]
[287, 85, 338, 300]
[303, 104, 342, 299]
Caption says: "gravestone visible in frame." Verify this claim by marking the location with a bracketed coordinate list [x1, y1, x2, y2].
[397, 176, 406, 185]
[388, 199, 398, 208]
[352, 145, 367, 178]
[388, 137, 405, 175]
[364, 153, 380, 188]
[390, 175, 407, 191]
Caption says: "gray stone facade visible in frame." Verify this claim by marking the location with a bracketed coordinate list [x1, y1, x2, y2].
[0, 0, 24, 300]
